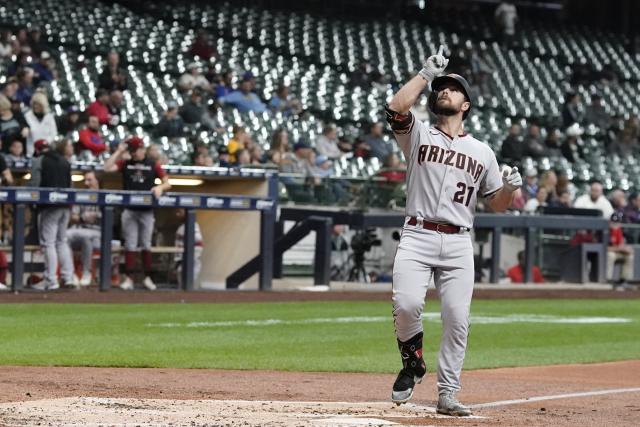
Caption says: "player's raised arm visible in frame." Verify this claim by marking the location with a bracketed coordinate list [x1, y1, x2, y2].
[387, 45, 449, 114]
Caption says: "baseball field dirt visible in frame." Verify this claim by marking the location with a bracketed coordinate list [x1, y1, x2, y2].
[0, 361, 638, 426]
[0, 288, 637, 425]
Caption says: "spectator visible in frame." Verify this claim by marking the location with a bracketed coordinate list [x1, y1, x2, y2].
[249, 145, 265, 165]
[200, 100, 224, 133]
[178, 62, 212, 93]
[363, 121, 392, 161]
[5, 139, 26, 162]
[86, 89, 111, 126]
[611, 117, 639, 157]
[8, 47, 32, 77]
[494, 2, 518, 45]
[219, 75, 267, 113]
[468, 49, 496, 97]
[77, 115, 106, 158]
[608, 212, 633, 290]
[561, 125, 584, 163]
[555, 173, 575, 201]
[0, 94, 29, 153]
[574, 181, 614, 218]
[27, 28, 45, 56]
[538, 170, 558, 203]
[500, 124, 523, 162]
[350, 61, 372, 88]
[192, 150, 213, 167]
[227, 125, 248, 163]
[30, 51, 56, 86]
[506, 250, 545, 283]
[523, 124, 547, 158]
[24, 92, 57, 157]
[189, 29, 217, 60]
[622, 192, 640, 224]
[549, 190, 573, 208]
[280, 140, 315, 175]
[521, 168, 538, 201]
[1, 77, 19, 102]
[216, 145, 231, 167]
[268, 128, 290, 165]
[316, 125, 343, 159]
[269, 84, 302, 116]
[98, 50, 128, 91]
[523, 186, 548, 213]
[562, 92, 584, 129]
[67, 171, 101, 287]
[545, 128, 564, 158]
[313, 155, 334, 178]
[215, 71, 234, 99]
[56, 105, 82, 136]
[107, 89, 123, 127]
[154, 101, 185, 138]
[610, 189, 627, 214]
[0, 30, 14, 58]
[174, 208, 204, 287]
[584, 95, 611, 131]
[377, 152, 406, 183]
[15, 67, 35, 105]
[146, 144, 167, 164]
[235, 148, 251, 166]
[179, 89, 205, 124]
[103, 136, 171, 291]
[33, 139, 76, 290]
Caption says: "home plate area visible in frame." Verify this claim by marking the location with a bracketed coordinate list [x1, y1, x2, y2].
[0, 397, 485, 426]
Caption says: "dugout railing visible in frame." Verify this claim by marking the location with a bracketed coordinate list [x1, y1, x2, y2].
[2, 187, 277, 291]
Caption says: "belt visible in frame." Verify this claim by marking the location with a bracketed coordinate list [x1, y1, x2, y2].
[406, 217, 469, 234]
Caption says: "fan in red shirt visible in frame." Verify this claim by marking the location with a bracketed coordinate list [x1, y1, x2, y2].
[77, 115, 106, 157]
[85, 89, 111, 125]
[608, 212, 633, 289]
[507, 250, 545, 283]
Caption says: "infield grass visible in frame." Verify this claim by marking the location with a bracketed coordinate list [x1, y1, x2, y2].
[0, 299, 638, 372]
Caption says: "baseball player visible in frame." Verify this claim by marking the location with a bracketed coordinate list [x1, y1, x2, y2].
[67, 171, 102, 286]
[34, 139, 77, 290]
[104, 136, 171, 290]
[385, 45, 522, 416]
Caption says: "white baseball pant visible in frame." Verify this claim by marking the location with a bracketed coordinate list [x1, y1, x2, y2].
[121, 209, 154, 251]
[38, 207, 74, 286]
[392, 221, 474, 396]
[67, 228, 101, 275]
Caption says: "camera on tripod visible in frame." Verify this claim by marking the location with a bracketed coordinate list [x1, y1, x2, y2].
[350, 228, 382, 254]
[348, 228, 382, 282]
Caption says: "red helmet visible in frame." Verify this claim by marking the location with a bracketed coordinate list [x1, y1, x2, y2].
[125, 136, 144, 151]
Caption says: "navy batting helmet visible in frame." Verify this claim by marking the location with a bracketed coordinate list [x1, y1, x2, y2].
[428, 73, 472, 120]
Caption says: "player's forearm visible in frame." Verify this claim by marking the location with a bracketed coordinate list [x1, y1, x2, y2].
[388, 75, 429, 114]
[487, 187, 515, 213]
[103, 151, 122, 172]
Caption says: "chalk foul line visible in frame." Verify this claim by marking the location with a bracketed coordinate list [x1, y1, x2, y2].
[470, 387, 640, 409]
[146, 313, 633, 328]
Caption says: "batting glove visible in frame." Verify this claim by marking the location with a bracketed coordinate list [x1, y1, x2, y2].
[501, 165, 523, 192]
[419, 45, 449, 82]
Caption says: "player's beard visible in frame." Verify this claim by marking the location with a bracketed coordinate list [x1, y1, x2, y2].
[434, 99, 462, 116]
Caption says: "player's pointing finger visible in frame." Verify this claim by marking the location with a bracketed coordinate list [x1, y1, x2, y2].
[437, 45, 444, 56]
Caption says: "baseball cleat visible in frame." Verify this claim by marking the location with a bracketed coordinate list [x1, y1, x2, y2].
[436, 392, 472, 416]
[120, 275, 134, 291]
[32, 281, 60, 291]
[79, 272, 92, 287]
[143, 276, 157, 291]
[391, 368, 424, 405]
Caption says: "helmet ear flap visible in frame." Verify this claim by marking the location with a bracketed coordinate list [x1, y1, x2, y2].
[428, 90, 438, 115]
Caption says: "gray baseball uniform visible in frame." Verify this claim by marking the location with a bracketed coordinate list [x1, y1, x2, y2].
[391, 113, 502, 396]
[67, 204, 101, 276]
[38, 207, 75, 286]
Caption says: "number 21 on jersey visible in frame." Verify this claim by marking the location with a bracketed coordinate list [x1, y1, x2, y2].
[453, 182, 474, 207]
